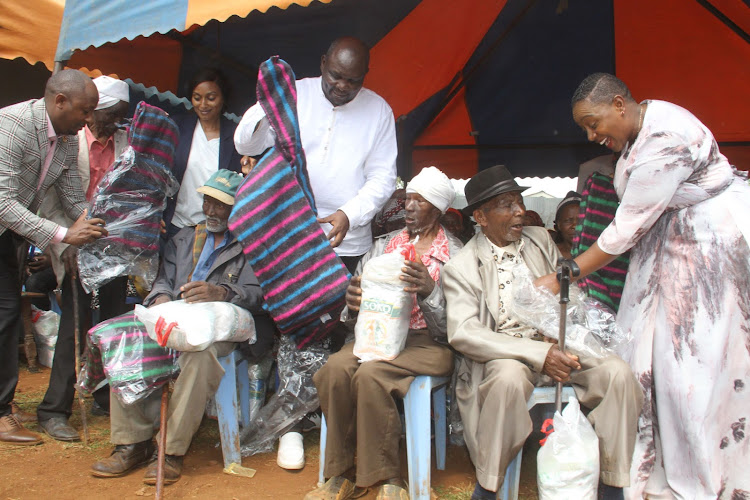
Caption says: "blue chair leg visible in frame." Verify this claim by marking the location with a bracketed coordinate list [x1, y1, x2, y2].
[404, 376, 432, 500]
[499, 449, 522, 500]
[432, 384, 447, 471]
[319, 415, 327, 487]
[216, 352, 241, 469]
[237, 358, 250, 428]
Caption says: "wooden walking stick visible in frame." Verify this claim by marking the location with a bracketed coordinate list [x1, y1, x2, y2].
[554, 258, 580, 413]
[155, 383, 169, 500]
[71, 274, 89, 446]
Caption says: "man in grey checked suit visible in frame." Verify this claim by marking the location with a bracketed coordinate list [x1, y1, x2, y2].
[0, 69, 108, 445]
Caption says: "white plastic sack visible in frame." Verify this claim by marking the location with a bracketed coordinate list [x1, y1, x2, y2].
[135, 300, 256, 352]
[31, 307, 59, 368]
[353, 252, 413, 362]
[537, 397, 600, 500]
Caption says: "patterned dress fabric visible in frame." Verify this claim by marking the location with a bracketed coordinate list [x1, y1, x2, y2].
[228, 57, 349, 348]
[571, 172, 629, 312]
[77, 102, 179, 293]
[596, 100, 750, 499]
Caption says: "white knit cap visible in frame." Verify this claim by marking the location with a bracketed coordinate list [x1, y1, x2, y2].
[93, 76, 130, 110]
[406, 166, 456, 213]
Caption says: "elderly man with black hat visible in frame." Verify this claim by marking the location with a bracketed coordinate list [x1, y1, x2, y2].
[442, 165, 642, 500]
[90, 169, 275, 485]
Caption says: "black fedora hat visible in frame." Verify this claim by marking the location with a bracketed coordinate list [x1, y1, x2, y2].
[463, 165, 529, 215]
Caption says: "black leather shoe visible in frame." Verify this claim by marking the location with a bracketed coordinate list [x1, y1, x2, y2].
[37, 416, 80, 442]
[143, 454, 183, 485]
[91, 441, 156, 478]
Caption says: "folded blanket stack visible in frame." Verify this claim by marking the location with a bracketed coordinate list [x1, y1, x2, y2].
[229, 56, 349, 349]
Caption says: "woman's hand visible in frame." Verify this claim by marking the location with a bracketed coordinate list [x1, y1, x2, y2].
[534, 273, 560, 295]
[400, 258, 435, 299]
[345, 275, 362, 311]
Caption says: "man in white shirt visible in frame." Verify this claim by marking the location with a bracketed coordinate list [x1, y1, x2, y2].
[234, 36, 397, 273]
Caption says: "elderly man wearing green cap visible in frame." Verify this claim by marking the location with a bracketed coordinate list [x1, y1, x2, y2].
[90, 169, 274, 485]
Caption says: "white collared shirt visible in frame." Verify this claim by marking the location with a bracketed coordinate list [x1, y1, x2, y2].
[234, 77, 397, 256]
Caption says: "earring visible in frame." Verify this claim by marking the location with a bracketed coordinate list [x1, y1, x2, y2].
[621, 110, 625, 116]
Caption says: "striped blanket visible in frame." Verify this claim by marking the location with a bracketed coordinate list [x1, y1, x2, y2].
[571, 172, 630, 312]
[78, 102, 179, 293]
[78, 312, 180, 405]
[228, 57, 349, 348]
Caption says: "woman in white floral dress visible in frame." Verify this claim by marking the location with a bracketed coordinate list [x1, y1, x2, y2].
[538, 73, 749, 499]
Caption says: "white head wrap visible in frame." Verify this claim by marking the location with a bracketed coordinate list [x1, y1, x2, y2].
[406, 166, 456, 213]
[93, 76, 130, 110]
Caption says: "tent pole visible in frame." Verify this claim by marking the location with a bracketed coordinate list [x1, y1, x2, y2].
[53, 61, 66, 75]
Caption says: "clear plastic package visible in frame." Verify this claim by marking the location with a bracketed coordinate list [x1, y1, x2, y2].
[509, 262, 632, 359]
[30, 306, 59, 368]
[77, 102, 179, 294]
[77, 311, 180, 405]
[239, 336, 329, 456]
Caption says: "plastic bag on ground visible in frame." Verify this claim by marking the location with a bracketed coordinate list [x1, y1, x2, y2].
[509, 262, 632, 359]
[537, 397, 600, 500]
[135, 300, 256, 352]
[30, 306, 59, 368]
[77, 312, 180, 405]
[240, 336, 329, 456]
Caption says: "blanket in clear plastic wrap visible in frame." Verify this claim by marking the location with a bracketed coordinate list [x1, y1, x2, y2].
[77, 312, 180, 405]
[77, 102, 179, 293]
[509, 262, 632, 360]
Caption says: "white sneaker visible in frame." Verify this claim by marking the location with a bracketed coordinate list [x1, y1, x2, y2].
[277, 431, 305, 470]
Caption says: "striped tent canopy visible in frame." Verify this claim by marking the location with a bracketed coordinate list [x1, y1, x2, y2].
[31, 0, 750, 178]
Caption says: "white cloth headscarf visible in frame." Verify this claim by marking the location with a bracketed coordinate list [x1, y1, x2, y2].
[406, 166, 456, 213]
[93, 76, 130, 110]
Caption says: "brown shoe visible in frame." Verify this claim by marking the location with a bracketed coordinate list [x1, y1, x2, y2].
[0, 414, 43, 446]
[142, 454, 183, 485]
[91, 441, 156, 478]
[10, 401, 36, 424]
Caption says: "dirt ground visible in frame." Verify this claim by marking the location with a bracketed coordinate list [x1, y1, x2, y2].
[1, 363, 541, 500]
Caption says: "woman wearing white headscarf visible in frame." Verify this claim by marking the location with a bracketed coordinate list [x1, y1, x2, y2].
[307, 167, 462, 500]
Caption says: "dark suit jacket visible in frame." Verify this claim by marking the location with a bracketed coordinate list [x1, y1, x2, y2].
[162, 114, 242, 228]
[0, 99, 87, 249]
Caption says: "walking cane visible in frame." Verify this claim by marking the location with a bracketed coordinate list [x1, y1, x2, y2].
[71, 274, 89, 446]
[555, 258, 580, 413]
[155, 383, 169, 500]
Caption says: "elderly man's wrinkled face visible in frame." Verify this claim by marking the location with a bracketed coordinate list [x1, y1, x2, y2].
[474, 191, 526, 247]
[404, 192, 441, 236]
[89, 100, 129, 139]
[203, 195, 232, 233]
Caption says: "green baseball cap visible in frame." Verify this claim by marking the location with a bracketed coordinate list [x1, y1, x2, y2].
[196, 169, 244, 205]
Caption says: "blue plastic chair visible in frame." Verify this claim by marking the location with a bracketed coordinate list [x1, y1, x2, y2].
[498, 386, 578, 500]
[318, 375, 450, 500]
[215, 350, 251, 469]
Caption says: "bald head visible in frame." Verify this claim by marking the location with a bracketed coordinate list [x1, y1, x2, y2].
[44, 69, 99, 136]
[320, 37, 370, 106]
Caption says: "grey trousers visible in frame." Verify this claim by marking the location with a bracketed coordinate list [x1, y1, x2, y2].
[457, 354, 643, 491]
[314, 331, 454, 487]
[109, 342, 234, 456]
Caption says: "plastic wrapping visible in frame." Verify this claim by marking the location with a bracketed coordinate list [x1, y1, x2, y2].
[240, 336, 329, 456]
[537, 397, 600, 499]
[77, 312, 180, 405]
[509, 263, 632, 359]
[206, 356, 273, 421]
[30, 306, 59, 368]
[135, 300, 256, 352]
[353, 252, 413, 362]
[78, 146, 178, 293]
